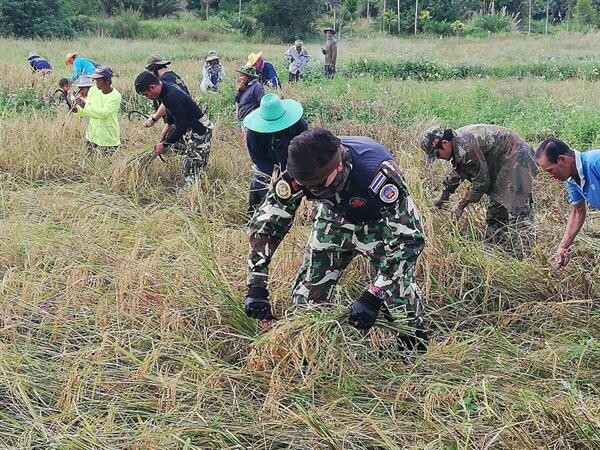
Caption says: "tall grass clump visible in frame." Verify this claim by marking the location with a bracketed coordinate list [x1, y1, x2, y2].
[111, 8, 141, 39]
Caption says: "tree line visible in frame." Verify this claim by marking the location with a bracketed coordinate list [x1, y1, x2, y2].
[1, 0, 599, 39]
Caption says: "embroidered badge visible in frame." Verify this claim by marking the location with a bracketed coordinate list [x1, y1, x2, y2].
[275, 179, 292, 200]
[349, 197, 367, 208]
[369, 171, 386, 194]
[379, 184, 399, 203]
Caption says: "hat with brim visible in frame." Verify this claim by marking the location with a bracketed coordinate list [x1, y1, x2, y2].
[206, 51, 219, 62]
[28, 51, 40, 60]
[323, 27, 336, 34]
[246, 51, 263, 67]
[236, 65, 259, 79]
[145, 54, 170, 69]
[243, 93, 303, 134]
[66, 52, 78, 66]
[294, 40, 303, 46]
[77, 76, 94, 88]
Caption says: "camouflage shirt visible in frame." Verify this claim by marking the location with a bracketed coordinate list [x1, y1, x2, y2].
[442, 124, 538, 212]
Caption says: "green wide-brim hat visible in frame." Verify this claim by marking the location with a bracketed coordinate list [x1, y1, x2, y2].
[243, 93, 304, 133]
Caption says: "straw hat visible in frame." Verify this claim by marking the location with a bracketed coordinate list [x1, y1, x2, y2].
[243, 93, 304, 134]
[65, 52, 78, 66]
[246, 52, 263, 67]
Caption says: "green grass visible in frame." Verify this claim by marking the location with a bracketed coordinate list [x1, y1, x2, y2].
[0, 35, 599, 449]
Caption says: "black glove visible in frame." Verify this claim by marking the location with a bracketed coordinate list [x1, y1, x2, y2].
[348, 291, 383, 330]
[398, 326, 428, 354]
[244, 286, 275, 321]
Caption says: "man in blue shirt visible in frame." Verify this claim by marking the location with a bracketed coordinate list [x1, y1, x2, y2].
[536, 138, 600, 272]
[247, 52, 281, 89]
[242, 93, 307, 213]
[28, 51, 52, 74]
[244, 127, 428, 352]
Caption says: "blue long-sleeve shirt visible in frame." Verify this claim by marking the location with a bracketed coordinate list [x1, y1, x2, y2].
[258, 61, 281, 88]
[29, 57, 52, 72]
[69, 57, 96, 82]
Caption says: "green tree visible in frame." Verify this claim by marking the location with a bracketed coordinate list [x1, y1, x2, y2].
[251, 0, 323, 40]
[0, 0, 70, 38]
[99, 0, 180, 17]
[573, 0, 597, 25]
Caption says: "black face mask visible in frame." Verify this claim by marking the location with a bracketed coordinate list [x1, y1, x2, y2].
[306, 149, 352, 199]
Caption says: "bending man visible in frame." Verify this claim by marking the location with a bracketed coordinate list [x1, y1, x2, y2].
[245, 128, 427, 351]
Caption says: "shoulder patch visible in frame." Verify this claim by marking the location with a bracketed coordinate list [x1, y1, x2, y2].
[274, 172, 303, 201]
[368, 160, 407, 204]
[275, 179, 292, 200]
[369, 171, 387, 195]
[380, 184, 400, 203]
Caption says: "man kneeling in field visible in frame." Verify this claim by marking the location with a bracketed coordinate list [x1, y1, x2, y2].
[244, 128, 428, 352]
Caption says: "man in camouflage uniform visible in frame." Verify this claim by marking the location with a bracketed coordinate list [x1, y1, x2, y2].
[134, 71, 213, 183]
[245, 128, 427, 351]
[420, 124, 538, 244]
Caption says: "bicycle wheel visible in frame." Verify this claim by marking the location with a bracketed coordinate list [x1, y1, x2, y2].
[127, 109, 150, 122]
[50, 89, 67, 107]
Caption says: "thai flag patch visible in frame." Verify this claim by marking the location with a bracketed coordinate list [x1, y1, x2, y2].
[369, 171, 387, 194]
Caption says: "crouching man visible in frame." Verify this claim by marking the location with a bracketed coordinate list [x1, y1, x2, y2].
[134, 71, 213, 183]
[245, 128, 428, 351]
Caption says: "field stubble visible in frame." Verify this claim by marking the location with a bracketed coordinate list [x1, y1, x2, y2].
[0, 36, 599, 449]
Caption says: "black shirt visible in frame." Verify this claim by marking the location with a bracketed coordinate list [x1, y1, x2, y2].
[160, 70, 190, 95]
[158, 82, 205, 144]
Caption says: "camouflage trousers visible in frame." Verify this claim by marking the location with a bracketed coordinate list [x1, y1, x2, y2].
[85, 140, 118, 156]
[292, 198, 426, 327]
[170, 128, 212, 183]
[485, 195, 535, 255]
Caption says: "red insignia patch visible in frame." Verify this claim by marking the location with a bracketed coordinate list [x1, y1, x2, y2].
[350, 197, 367, 208]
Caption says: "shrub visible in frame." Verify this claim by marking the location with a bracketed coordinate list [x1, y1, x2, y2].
[251, 0, 323, 40]
[423, 20, 453, 36]
[111, 8, 141, 39]
[471, 12, 510, 34]
[138, 19, 184, 39]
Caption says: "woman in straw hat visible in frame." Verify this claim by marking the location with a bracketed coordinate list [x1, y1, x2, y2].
[247, 51, 281, 89]
[27, 51, 52, 74]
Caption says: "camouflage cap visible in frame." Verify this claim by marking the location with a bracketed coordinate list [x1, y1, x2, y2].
[236, 65, 259, 79]
[420, 126, 445, 165]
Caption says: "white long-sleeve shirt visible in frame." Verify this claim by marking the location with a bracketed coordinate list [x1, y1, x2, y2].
[284, 46, 311, 75]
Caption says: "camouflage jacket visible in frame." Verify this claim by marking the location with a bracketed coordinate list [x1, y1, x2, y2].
[442, 124, 538, 211]
[247, 137, 421, 289]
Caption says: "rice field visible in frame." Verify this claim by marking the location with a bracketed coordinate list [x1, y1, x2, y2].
[0, 33, 598, 449]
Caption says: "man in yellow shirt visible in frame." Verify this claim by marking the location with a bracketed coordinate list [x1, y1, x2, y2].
[72, 66, 122, 155]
